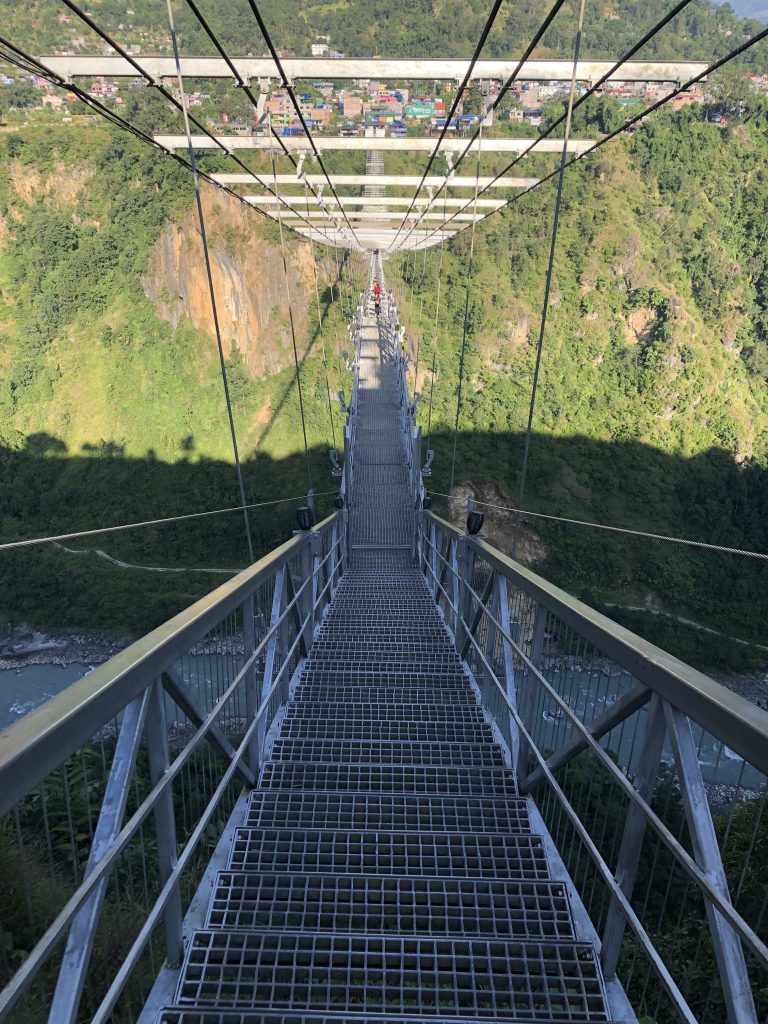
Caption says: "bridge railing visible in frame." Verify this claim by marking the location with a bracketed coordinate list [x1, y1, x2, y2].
[417, 510, 768, 1024]
[0, 510, 345, 1024]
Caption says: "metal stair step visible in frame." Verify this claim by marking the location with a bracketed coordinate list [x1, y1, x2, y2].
[160, 1012, 604, 1024]
[293, 687, 476, 704]
[205, 873, 574, 940]
[245, 791, 530, 834]
[258, 763, 518, 797]
[297, 671, 469, 687]
[173, 932, 609, 1020]
[283, 704, 484, 723]
[268, 740, 503, 767]
[228, 828, 551, 879]
[277, 721, 494, 743]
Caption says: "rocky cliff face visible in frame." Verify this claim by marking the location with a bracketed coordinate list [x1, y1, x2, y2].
[143, 187, 329, 377]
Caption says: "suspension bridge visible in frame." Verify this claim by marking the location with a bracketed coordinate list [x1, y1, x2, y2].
[0, 3, 767, 1024]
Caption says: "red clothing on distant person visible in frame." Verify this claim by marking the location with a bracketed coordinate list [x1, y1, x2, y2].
[372, 282, 382, 299]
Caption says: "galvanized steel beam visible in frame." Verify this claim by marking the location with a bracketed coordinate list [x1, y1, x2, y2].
[156, 134, 594, 154]
[41, 55, 709, 84]
[213, 173, 540, 189]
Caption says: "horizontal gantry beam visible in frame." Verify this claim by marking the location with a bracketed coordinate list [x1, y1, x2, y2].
[40, 55, 708, 84]
[156, 135, 593, 154]
[263, 209, 484, 221]
[292, 227, 454, 250]
[212, 173, 539, 189]
[244, 195, 506, 208]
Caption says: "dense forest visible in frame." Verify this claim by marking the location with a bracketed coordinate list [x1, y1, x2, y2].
[1, 0, 766, 60]
[391, 91, 768, 668]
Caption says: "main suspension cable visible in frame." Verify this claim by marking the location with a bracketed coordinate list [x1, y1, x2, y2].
[389, 0, 506, 249]
[395, 0, 570, 250]
[304, 184, 339, 450]
[57, 0, 341, 245]
[515, 0, 587, 553]
[0, 34, 306, 235]
[166, 0, 254, 562]
[0, 494, 338, 554]
[419, 8, 766, 246]
[243, 0, 361, 248]
[270, 125, 314, 492]
[449, 119, 485, 493]
[427, 493, 768, 560]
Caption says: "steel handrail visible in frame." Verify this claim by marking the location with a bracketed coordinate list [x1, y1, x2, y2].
[423, 510, 768, 776]
[0, 512, 342, 815]
[0, 524, 344, 1019]
[455, 598, 768, 969]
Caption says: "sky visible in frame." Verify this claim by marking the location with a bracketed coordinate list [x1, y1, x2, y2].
[722, 0, 768, 21]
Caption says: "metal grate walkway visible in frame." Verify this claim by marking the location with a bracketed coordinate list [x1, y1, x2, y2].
[159, 288, 611, 1023]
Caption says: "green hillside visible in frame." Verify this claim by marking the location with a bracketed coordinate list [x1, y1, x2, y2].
[391, 93, 768, 667]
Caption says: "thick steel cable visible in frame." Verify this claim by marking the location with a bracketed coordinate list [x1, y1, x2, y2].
[413, 243, 429, 392]
[418, 1, 763, 246]
[0, 35, 308, 235]
[56, 0, 340, 246]
[515, 0, 587, 554]
[167, 0, 254, 562]
[304, 183, 338, 450]
[394, 0, 570, 250]
[389, 0, 506, 249]
[181, 0, 360, 246]
[425, 351, 437, 453]
[243, 0, 361, 248]
[269, 125, 314, 492]
[449, 120, 485, 493]
[0, 493, 339, 553]
[427, 493, 768, 560]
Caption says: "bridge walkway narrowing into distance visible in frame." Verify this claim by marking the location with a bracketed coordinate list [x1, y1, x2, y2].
[156, 263, 614, 1024]
[0, 258, 765, 1024]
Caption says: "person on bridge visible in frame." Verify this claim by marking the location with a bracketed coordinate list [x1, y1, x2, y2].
[372, 279, 382, 317]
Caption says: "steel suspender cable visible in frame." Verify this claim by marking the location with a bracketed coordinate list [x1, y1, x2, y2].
[56, 0, 339, 246]
[417, 3, 765, 247]
[0, 34, 337, 276]
[425, 351, 437, 454]
[514, 0, 587, 558]
[449, 119, 485, 494]
[269, 125, 314, 492]
[389, 0, 506, 249]
[395, 0, 570, 250]
[166, 0, 254, 563]
[304, 184, 339, 450]
[243, 0, 361, 248]
[0, 494, 339, 553]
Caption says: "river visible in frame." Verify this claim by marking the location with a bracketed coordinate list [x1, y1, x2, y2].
[1, 659, 764, 790]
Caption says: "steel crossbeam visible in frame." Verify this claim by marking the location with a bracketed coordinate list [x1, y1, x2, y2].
[41, 55, 709, 83]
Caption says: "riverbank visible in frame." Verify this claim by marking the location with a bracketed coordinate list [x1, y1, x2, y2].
[0, 627, 132, 671]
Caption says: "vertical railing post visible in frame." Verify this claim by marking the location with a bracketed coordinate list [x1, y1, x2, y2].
[412, 425, 422, 506]
[297, 537, 315, 650]
[516, 601, 546, 782]
[260, 566, 286, 753]
[663, 703, 758, 1024]
[496, 575, 519, 768]
[242, 594, 260, 774]
[480, 575, 498, 711]
[146, 679, 183, 968]
[429, 521, 438, 601]
[601, 694, 667, 978]
[450, 536, 462, 642]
